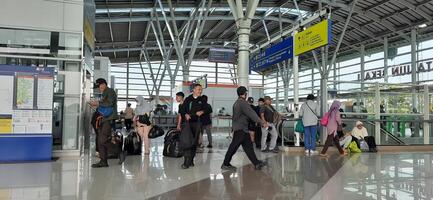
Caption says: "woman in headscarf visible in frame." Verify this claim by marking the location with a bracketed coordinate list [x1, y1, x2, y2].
[352, 121, 377, 152]
[320, 100, 347, 157]
[134, 95, 152, 155]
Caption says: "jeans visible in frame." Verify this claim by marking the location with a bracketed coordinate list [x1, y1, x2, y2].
[304, 125, 317, 151]
[261, 123, 278, 150]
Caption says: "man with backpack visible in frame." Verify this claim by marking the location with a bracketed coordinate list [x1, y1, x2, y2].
[259, 96, 280, 153]
[90, 78, 124, 168]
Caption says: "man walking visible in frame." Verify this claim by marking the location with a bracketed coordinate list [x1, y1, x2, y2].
[222, 86, 268, 171]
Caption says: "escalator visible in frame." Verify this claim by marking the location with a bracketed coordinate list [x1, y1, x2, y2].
[364, 121, 405, 145]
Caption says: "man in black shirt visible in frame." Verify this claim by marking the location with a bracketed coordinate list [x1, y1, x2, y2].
[199, 95, 213, 148]
[247, 97, 257, 142]
[176, 92, 185, 130]
[179, 84, 211, 169]
[221, 86, 268, 171]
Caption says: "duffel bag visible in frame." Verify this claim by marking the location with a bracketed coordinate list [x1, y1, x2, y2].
[124, 131, 142, 155]
[163, 129, 183, 157]
[148, 125, 165, 139]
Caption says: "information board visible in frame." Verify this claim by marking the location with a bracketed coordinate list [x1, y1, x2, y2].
[250, 36, 293, 73]
[294, 19, 332, 55]
[0, 65, 54, 162]
[208, 48, 236, 64]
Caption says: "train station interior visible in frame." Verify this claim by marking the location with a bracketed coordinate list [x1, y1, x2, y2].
[0, 0, 433, 199]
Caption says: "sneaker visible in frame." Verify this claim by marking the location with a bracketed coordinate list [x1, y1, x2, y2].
[310, 150, 319, 155]
[305, 150, 310, 154]
[271, 149, 279, 153]
[261, 149, 269, 153]
[207, 144, 213, 148]
[91, 162, 109, 168]
[254, 161, 267, 170]
[221, 164, 237, 171]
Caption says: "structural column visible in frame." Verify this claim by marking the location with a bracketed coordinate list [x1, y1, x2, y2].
[126, 62, 129, 104]
[411, 29, 418, 109]
[238, 22, 251, 86]
[384, 36, 389, 83]
[228, 0, 259, 87]
[293, 30, 300, 146]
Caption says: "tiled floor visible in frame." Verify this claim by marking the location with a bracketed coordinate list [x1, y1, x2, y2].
[0, 134, 432, 200]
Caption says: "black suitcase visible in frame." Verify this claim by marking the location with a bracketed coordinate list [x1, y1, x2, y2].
[163, 129, 183, 158]
[124, 131, 142, 155]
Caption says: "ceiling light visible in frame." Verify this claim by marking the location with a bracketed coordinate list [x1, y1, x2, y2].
[418, 23, 427, 28]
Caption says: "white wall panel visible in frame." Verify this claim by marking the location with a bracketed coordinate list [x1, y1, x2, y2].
[0, 0, 83, 33]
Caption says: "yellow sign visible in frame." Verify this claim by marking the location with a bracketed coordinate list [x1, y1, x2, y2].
[84, 19, 95, 50]
[0, 118, 12, 133]
[294, 19, 331, 56]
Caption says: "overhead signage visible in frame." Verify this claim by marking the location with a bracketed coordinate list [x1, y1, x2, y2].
[208, 48, 236, 64]
[250, 36, 293, 72]
[294, 19, 332, 56]
[358, 60, 433, 81]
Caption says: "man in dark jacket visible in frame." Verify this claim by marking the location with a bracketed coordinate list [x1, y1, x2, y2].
[200, 95, 213, 148]
[221, 86, 268, 171]
[179, 84, 212, 169]
[90, 78, 125, 168]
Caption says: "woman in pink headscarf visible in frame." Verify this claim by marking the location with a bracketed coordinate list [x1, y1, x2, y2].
[320, 100, 347, 157]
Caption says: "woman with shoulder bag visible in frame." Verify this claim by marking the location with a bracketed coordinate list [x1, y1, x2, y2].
[320, 100, 347, 157]
[134, 95, 152, 155]
[300, 94, 320, 155]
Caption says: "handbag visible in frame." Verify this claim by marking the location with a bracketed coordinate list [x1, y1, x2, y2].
[138, 114, 151, 125]
[348, 141, 361, 153]
[180, 123, 194, 149]
[98, 106, 113, 118]
[320, 111, 331, 126]
[295, 119, 305, 133]
[148, 125, 164, 139]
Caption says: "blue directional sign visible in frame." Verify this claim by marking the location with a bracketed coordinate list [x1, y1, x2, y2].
[250, 36, 293, 72]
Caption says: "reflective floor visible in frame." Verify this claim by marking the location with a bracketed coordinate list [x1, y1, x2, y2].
[0, 134, 432, 200]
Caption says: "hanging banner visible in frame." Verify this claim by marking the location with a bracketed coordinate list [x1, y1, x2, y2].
[250, 36, 294, 72]
[294, 19, 332, 55]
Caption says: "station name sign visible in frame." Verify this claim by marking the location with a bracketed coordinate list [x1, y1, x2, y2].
[358, 60, 433, 81]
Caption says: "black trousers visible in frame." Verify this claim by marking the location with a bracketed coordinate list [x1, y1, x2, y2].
[98, 120, 112, 163]
[124, 119, 132, 130]
[254, 125, 262, 148]
[321, 134, 344, 154]
[183, 122, 201, 166]
[223, 130, 260, 166]
[364, 136, 377, 149]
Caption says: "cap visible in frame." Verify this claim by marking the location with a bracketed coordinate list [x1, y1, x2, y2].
[237, 86, 248, 96]
[94, 78, 107, 89]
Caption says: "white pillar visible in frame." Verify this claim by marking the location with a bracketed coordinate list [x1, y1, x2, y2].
[293, 31, 300, 146]
[375, 83, 381, 144]
[411, 29, 418, 109]
[384, 37, 389, 83]
[237, 21, 251, 86]
[423, 85, 430, 144]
